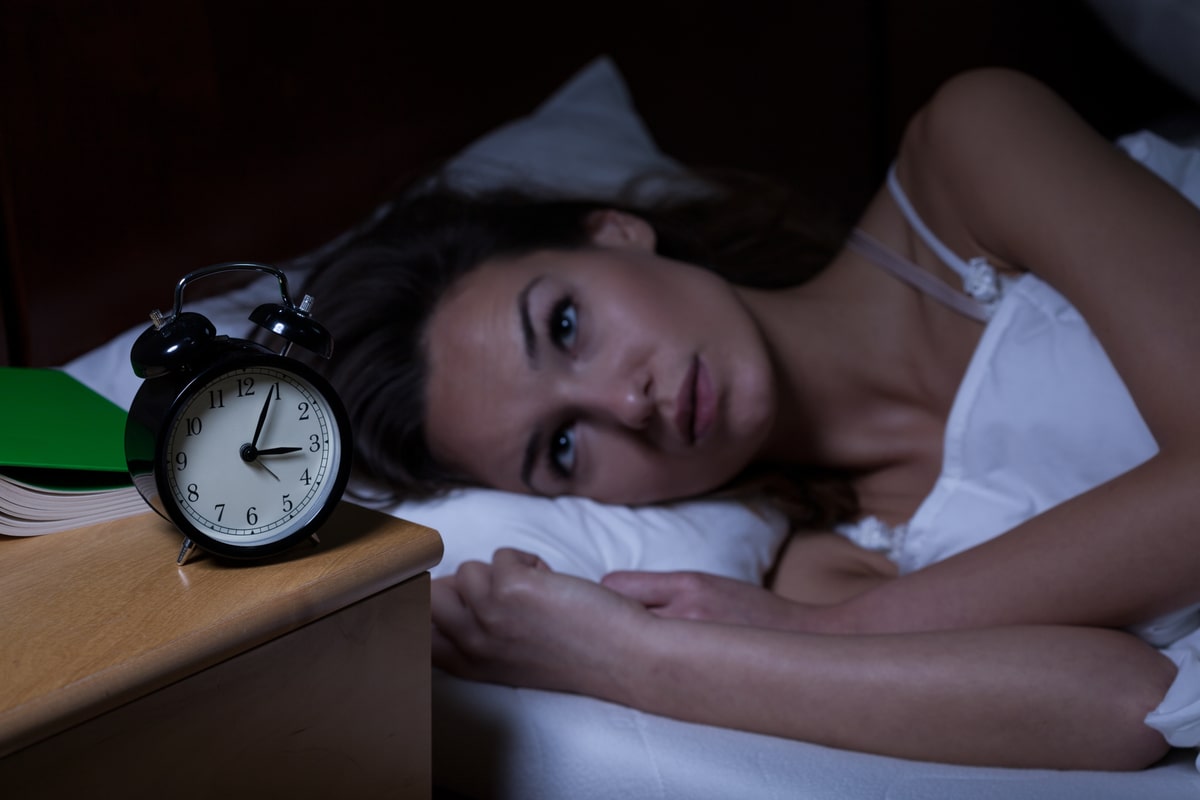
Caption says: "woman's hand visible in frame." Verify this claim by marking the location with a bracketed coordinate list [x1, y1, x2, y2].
[601, 570, 823, 631]
[432, 548, 653, 701]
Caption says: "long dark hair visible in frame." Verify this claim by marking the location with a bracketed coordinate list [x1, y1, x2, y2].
[300, 169, 858, 527]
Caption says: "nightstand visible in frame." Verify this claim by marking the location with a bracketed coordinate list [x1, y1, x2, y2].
[0, 502, 442, 798]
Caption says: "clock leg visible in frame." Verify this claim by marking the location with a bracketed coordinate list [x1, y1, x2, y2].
[176, 537, 197, 566]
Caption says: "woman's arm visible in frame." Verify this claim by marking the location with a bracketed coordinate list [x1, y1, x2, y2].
[433, 548, 1174, 770]
[600, 530, 896, 624]
[802, 68, 1200, 636]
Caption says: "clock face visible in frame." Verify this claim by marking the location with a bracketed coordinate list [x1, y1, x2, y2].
[163, 363, 346, 549]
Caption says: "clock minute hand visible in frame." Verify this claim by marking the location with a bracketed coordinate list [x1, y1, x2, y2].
[257, 446, 303, 456]
[251, 391, 273, 449]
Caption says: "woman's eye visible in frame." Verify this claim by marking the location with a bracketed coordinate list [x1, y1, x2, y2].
[549, 425, 576, 477]
[548, 297, 577, 349]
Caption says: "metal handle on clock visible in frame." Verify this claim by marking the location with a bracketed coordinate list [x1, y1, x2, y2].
[167, 263, 298, 322]
[166, 262, 334, 359]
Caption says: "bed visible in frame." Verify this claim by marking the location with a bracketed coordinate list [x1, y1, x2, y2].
[5, 3, 1200, 797]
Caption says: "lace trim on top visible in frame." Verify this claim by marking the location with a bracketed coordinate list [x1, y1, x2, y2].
[875, 165, 1005, 318]
[835, 515, 909, 562]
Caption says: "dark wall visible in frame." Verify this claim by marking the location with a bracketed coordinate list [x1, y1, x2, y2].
[0, 0, 1188, 366]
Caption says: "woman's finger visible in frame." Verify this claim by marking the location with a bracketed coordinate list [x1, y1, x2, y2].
[430, 574, 460, 617]
[453, 557, 497, 609]
[492, 547, 551, 571]
[601, 570, 692, 607]
[431, 575, 476, 636]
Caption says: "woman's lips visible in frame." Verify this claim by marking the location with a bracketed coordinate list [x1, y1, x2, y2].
[674, 359, 697, 443]
[675, 357, 715, 445]
[692, 358, 716, 442]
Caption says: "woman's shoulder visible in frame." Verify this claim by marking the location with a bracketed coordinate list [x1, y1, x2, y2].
[890, 68, 1090, 274]
[901, 68, 1061, 157]
[897, 67, 1078, 191]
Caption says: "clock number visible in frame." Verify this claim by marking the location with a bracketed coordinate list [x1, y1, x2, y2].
[175, 452, 188, 471]
[209, 389, 224, 409]
[187, 484, 199, 502]
[237, 378, 281, 400]
[247, 507, 258, 526]
[282, 494, 293, 513]
[300, 469, 312, 486]
[214, 503, 225, 522]
[309, 434, 321, 452]
[297, 401, 310, 421]
[185, 417, 202, 437]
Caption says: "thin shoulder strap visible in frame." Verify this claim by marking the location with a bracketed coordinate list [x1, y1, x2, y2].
[885, 168, 977, 282]
[846, 229, 991, 323]
[887, 167, 1004, 312]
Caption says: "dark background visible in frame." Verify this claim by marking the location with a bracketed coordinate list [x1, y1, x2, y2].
[1, 0, 1192, 367]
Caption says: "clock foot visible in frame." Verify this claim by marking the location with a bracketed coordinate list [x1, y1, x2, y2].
[310, 533, 321, 547]
[176, 537, 197, 566]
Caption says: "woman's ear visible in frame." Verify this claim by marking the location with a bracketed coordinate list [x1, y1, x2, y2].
[585, 209, 657, 251]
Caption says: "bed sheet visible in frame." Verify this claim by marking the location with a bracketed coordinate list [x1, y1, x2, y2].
[434, 673, 1200, 799]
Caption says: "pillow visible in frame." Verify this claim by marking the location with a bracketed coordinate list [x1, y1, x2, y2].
[1118, 130, 1200, 207]
[62, 55, 790, 582]
[370, 488, 783, 582]
[1085, 0, 1200, 106]
[437, 55, 699, 204]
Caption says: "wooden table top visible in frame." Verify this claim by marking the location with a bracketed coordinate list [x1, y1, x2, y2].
[0, 502, 442, 757]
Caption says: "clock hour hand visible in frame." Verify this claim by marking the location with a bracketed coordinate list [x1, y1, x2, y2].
[256, 446, 303, 456]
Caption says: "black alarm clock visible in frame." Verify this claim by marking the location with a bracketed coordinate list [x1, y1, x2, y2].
[124, 263, 353, 564]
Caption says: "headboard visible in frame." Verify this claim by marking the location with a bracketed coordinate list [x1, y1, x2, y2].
[0, 0, 1189, 367]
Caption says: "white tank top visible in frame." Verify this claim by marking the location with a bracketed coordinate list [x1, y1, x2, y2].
[841, 150, 1200, 646]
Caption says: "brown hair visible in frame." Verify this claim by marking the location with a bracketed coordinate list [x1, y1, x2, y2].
[299, 168, 858, 528]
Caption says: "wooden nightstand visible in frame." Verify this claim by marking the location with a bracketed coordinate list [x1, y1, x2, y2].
[0, 502, 442, 799]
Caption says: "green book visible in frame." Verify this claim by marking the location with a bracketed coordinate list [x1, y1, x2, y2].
[0, 367, 132, 490]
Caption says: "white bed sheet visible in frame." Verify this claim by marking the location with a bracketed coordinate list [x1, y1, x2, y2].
[434, 673, 1200, 799]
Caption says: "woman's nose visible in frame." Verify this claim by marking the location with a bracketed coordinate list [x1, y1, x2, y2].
[570, 371, 654, 430]
[613, 375, 654, 429]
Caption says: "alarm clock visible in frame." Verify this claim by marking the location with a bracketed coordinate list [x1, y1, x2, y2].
[124, 263, 353, 564]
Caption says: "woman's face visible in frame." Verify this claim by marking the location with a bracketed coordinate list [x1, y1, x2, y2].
[423, 210, 778, 505]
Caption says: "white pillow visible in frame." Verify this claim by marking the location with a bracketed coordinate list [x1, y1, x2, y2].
[438, 55, 698, 203]
[1118, 130, 1200, 207]
[379, 489, 784, 582]
[63, 55, 790, 582]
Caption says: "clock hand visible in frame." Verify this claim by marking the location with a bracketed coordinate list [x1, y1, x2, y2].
[251, 391, 273, 449]
[257, 460, 281, 481]
[256, 446, 303, 456]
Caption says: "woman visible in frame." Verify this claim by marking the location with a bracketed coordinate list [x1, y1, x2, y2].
[304, 68, 1200, 769]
